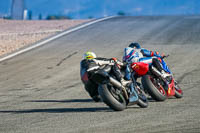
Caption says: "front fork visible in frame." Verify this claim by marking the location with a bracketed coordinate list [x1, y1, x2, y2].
[128, 72, 140, 103]
[129, 83, 139, 103]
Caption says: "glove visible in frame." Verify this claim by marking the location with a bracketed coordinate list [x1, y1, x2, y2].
[161, 53, 169, 59]
[111, 57, 123, 68]
[112, 58, 124, 66]
[111, 57, 117, 62]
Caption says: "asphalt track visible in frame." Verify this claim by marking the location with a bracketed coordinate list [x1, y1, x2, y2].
[0, 16, 200, 133]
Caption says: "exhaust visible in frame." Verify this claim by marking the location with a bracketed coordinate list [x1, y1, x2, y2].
[109, 77, 129, 99]
[109, 77, 123, 88]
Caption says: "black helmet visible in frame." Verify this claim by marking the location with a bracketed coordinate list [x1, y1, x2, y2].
[128, 42, 141, 49]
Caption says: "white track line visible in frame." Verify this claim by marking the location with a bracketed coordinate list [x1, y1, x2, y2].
[0, 16, 116, 62]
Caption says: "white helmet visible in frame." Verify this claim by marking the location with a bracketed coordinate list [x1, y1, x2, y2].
[123, 47, 135, 63]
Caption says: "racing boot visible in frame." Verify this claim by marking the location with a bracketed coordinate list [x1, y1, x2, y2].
[161, 70, 172, 78]
[161, 70, 171, 78]
[121, 78, 132, 87]
[161, 70, 172, 83]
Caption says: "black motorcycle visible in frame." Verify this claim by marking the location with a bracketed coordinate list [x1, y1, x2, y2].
[80, 61, 148, 111]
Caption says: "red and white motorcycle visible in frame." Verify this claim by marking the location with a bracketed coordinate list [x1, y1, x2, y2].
[130, 55, 183, 101]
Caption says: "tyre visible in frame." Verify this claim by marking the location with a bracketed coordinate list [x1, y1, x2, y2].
[174, 81, 183, 98]
[98, 84, 127, 111]
[141, 75, 167, 101]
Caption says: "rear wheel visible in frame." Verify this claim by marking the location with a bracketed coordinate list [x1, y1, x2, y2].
[142, 75, 167, 101]
[98, 84, 127, 111]
[174, 81, 183, 98]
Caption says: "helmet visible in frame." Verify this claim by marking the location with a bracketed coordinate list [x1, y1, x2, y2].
[83, 52, 96, 60]
[128, 42, 141, 49]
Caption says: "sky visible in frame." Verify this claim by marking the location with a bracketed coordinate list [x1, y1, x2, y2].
[0, 0, 199, 19]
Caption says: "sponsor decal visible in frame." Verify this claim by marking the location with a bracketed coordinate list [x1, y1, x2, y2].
[168, 87, 171, 94]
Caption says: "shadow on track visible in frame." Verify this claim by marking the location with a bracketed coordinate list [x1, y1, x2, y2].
[147, 97, 157, 102]
[25, 98, 94, 103]
[0, 98, 111, 113]
[0, 107, 110, 114]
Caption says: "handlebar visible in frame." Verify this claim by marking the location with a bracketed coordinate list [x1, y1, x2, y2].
[161, 54, 169, 59]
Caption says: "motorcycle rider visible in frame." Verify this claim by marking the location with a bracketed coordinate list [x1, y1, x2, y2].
[123, 42, 172, 80]
[80, 52, 131, 102]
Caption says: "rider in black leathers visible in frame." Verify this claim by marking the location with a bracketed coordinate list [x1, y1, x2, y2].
[80, 52, 130, 102]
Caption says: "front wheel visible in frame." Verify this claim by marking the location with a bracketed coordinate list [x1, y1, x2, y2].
[98, 84, 127, 111]
[142, 75, 167, 101]
[174, 81, 183, 98]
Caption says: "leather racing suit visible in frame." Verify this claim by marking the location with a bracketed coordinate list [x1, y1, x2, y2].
[80, 57, 125, 101]
[123, 47, 171, 80]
